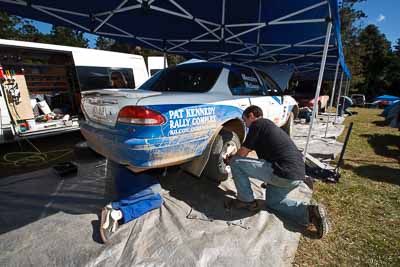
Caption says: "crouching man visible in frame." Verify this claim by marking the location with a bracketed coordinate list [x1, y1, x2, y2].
[226, 105, 330, 238]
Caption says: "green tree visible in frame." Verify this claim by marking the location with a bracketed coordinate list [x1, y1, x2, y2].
[47, 26, 88, 48]
[394, 38, 400, 57]
[95, 36, 115, 51]
[358, 24, 391, 98]
[95, 35, 185, 66]
[18, 23, 47, 43]
[0, 11, 23, 39]
[385, 54, 400, 96]
[0, 11, 47, 42]
[340, 0, 366, 94]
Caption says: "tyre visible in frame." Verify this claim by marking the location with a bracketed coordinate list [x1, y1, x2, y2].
[202, 129, 240, 182]
[282, 112, 294, 137]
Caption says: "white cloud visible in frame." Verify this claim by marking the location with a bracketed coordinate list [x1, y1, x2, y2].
[377, 14, 386, 23]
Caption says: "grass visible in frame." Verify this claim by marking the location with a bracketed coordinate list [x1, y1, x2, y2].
[294, 108, 400, 266]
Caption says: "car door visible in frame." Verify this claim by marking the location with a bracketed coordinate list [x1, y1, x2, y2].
[227, 65, 268, 118]
[255, 70, 286, 126]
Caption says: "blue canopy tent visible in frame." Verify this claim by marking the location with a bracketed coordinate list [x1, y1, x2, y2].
[0, 0, 351, 156]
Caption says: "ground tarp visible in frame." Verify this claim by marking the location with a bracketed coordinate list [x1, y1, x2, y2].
[0, 157, 312, 267]
[292, 116, 345, 160]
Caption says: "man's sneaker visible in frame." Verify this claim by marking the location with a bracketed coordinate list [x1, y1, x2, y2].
[308, 204, 330, 238]
[224, 198, 261, 212]
[100, 204, 123, 244]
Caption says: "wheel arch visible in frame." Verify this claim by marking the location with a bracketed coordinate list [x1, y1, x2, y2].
[180, 118, 245, 177]
[221, 118, 246, 143]
[292, 104, 300, 119]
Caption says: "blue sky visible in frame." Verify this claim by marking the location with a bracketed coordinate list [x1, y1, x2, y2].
[355, 0, 399, 46]
[32, 1, 400, 48]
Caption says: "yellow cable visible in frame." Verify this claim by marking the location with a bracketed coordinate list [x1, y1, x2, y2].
[1, 138, 74, 167]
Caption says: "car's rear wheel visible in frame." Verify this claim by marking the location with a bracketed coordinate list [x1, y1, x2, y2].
[203, 129, 240, 182]
[282, 112, 294, 137]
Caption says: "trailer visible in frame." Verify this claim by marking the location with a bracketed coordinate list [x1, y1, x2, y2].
[0, 39, 150, 143]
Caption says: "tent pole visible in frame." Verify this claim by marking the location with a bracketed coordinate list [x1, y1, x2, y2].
[303, 21, 332, 157]
[341, 78, 349, 115]
[335, 72, 344, 122]
[324, 59, 340, 137]
[163, 52, 167, 69]
[329, 59, 340, 109]
[345, 78, 351, 96]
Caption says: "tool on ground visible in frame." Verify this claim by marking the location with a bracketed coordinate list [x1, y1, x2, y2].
[305, 122, 354, 183]
[226, 220, 250, 230]
[53, 161, 78, 178]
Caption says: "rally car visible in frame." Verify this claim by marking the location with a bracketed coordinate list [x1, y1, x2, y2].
[80, 62, 298, 181]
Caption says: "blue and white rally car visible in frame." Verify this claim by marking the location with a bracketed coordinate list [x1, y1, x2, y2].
[80, 62, 298, 181]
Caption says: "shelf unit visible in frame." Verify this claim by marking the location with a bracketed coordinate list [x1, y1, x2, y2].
[24, 66, 71, 94]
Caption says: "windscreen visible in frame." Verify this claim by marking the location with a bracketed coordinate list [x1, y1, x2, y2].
[139, 64, 222, 92]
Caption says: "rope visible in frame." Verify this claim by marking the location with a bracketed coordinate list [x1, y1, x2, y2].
[1, 138, 73, 167]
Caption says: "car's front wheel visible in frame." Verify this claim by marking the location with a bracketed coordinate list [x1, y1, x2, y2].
[203, 129, 240, 182]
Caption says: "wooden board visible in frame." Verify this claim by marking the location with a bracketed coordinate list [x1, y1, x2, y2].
[5, 75, 35, 121]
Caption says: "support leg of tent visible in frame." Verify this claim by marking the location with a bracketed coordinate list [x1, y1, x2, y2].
[334, 72, 344, 122]
[345, 78, 351, 96]
[329, 59, 340, 110]
[163, 52, 167, 69]
[324, 59, 340, 138]
[303, 21, 332, 157]
[340, 78, 349, 116]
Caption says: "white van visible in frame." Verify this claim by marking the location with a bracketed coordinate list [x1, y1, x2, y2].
[0, 39, 149, 143]
[147, 56, 167, 76]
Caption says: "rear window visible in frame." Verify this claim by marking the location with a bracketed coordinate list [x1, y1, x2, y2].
[139, 65, 222, 92]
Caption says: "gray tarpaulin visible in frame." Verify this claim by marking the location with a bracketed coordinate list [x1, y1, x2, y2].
[293, 119, 345, 159]
[0, 157, 312, 267]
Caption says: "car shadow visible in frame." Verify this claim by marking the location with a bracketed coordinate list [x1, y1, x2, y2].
[0, 159, 111, 237]
[158, 170, 259, 222]
[158, 169, 316, 238]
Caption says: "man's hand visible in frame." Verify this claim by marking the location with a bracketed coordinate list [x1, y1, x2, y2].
[236, 146, 251, 157]
[223, 155, 232, 165]
[223, 146, 252, 166]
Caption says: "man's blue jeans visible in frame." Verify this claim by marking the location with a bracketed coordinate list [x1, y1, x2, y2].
[230, 156, 309, 226]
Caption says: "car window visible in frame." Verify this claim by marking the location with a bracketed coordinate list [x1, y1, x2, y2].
[228, 66, 266, 96]
[139, 65, 222, 92]
[256, 70, 282, 96]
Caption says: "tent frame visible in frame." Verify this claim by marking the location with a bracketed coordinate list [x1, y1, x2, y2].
[0, 0, 350, 159]
[0, 0, 338, 63]
[303, 20, 333, 157]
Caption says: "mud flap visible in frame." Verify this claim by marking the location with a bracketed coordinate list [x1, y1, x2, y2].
[180, 125, 223, 177]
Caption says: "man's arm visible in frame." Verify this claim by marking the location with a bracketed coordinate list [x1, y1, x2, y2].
[225, 146, 252, 165]
[236, 146, 251, 157]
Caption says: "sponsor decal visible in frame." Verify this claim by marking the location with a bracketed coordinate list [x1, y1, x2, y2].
[167, 106, 217, 136]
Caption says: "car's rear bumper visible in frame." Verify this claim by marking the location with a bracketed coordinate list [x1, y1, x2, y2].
[80, 121, 212, 170]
